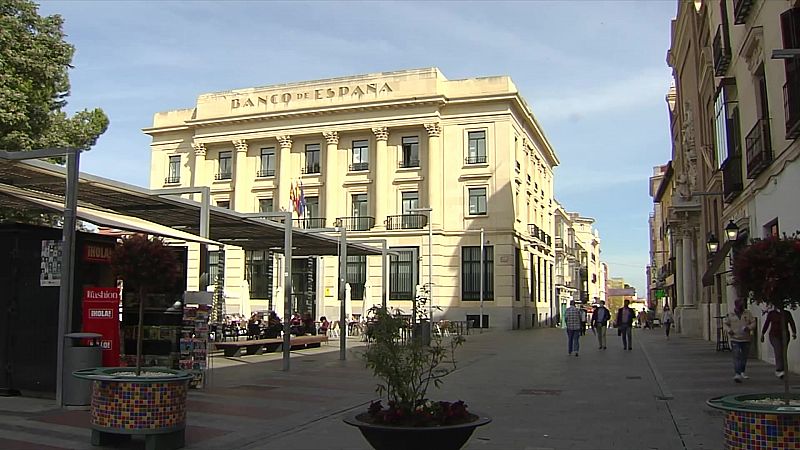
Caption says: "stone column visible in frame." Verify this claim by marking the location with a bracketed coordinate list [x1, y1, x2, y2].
[323, 131, 339, 221]
[675, 233, 684, 308]
[233, 139, 249, 211]
[372, 127, 389, 227]
[522, 139, 530, 224]
[191, 142, 206, 186]
[277, 135, 292, 212]
[425, 123, 442, 228]
[682, 228, 694, 306]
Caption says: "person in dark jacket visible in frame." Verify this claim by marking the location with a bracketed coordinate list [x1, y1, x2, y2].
[591, 301, 611, 350]
[616, 300, 636, 350]
[761, 306, 798, 379]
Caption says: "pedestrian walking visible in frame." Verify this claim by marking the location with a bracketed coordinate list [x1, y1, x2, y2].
[579, 307, 588, 336]
[591, 300, 611, 350]
[662, 306, 674, 339]
[564, 300, 582, 357]
[724, 299, 756, 383]
[760, 306, 797, 379]
[616, 300, 636, 350]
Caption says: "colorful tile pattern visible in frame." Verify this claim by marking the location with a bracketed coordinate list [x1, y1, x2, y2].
[90, 380, 187, 431]
[724, 410, 800, 450]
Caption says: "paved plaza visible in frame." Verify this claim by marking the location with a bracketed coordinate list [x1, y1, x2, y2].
[0, 328, 796, 450]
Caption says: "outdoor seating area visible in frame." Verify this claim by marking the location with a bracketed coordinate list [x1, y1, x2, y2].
[213, 335, 328, 357]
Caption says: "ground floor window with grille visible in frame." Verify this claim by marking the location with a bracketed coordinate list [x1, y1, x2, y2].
[462, 246, 493, 300]
[390, 247, 418, 301]
[245, 250, 273, 303]
[346, 255, 367, 301]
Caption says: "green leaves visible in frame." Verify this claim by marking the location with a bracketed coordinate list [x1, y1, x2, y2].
[732, 236, 800, 310]
[0, 0, 109, 153]
[362, 307, 465, 414]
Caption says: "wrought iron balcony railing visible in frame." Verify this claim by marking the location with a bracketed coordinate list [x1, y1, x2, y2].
[335, 216, 376, 232]
[399, 159, 420, 168]
[215, 172, 232, 180]
[745, 118, 773, 179]
[349, 162, 369, 172]
[257, 169, 275, 177]
[528, 224, 541, 240]
[733, 0, 753, 25]
[465, 155, 487, 164]
[164, 176, 180, 184]
[293, 217, 326, 229]
[385, 214, 428, 230]
[713, 25, 731, 76]
[301, 164, 321, 175]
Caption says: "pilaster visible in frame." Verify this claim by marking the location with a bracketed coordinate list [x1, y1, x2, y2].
[425, 123, 442, 228]
[372, 127, 389, 227]
[277, 135, 293, 212]
[233, 139, 249, 211]
[323, 131, 339, 220]
[192, 142, 207, 186]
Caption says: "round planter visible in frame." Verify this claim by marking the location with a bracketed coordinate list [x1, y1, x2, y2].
[707, 393, 800, 450]
[73, 367, 192, 449]
[343, 411, 491, 450]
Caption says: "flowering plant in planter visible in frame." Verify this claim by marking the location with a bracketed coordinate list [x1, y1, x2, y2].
[361, 306, 470, 426]
[732, 234, 800, 404]
[110, 234, 180, 376]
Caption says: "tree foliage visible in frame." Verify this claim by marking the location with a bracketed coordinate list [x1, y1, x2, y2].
[0, 0, 109, 153]
[732, 236, 800, 309]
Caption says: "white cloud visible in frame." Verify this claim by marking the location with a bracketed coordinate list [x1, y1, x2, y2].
[531, 68, 672, 121]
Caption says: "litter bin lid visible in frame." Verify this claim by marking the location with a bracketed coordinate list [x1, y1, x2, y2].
[65, 332, 102, 340]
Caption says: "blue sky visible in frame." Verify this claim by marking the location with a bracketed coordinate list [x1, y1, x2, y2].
[39, 0, 677, 294]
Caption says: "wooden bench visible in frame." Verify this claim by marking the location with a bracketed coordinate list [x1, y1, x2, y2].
[213, 335, 328, 357]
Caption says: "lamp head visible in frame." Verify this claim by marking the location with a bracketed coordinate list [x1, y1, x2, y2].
[707, 233, 720, 254]
[725, 220, 740, 242]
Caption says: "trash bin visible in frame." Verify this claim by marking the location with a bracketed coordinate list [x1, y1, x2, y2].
[64, 332, 102, 407]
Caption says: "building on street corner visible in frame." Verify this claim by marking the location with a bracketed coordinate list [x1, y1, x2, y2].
[654, 1, 800, 372]
[145, 68, 580, 330]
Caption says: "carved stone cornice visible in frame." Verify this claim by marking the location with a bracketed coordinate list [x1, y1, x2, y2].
[371, 127, 389, 142]
[424, 123, 442, 137]
[192, 142, 206, 156]
[323, 131, 339, 145]
[277, 135, 292, 149]
[232, 139, 248, 153]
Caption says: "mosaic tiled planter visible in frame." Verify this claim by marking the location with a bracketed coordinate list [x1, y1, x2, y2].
[708, 393, 800, 450]
[73, 367, 192, 450]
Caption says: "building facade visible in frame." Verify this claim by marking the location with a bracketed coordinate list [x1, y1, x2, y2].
[657, 0, 800, 371]
[146, 68, 560, 329]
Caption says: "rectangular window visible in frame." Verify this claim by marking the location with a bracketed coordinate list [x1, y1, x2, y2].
[468, 187, 487, 216]
[781, 8, 800, 138]
[245, 250, 272, 299]
[466, 130, 487, 164]
[258, 198, 273, 213]
[350, 140, 369, 171]
[217, 200, 230, 209]
[305, 196, 319, 218]
[461, 246, 493, 300]
[208, 250, 221, 286]
[390, 247, 418, 301]
[401, 136, 419, 168]
[217, 151, 232, 180]
[166, 155, 180, 184]
[304, 144, 321, 174]
[259, 147, 276, 177]
[401, 191, 419, 215]
[352, 194, 368, 217]
[714, 80, 741, 167]
[346, 255, 367, 301]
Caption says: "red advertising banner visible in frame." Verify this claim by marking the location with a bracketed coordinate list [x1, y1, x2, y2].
[82, 287, 121, 367]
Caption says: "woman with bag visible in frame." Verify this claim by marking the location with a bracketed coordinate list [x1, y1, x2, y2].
[662, 305, 674, 339]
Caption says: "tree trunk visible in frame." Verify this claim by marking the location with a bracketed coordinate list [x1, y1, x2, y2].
[136, 288, 145, 376]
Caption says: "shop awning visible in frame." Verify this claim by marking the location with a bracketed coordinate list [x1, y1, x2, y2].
[0, 184, 220, 245]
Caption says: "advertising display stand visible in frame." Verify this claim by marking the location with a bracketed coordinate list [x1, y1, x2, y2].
[180, 299, 211, 389]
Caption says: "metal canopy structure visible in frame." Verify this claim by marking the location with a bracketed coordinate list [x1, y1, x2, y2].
[0, 158, 381, 256]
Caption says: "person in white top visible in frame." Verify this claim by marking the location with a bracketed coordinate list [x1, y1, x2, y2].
[662, 306, 674, 339]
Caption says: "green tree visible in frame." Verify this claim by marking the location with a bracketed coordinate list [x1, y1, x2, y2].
[0, 0, 108, 153]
